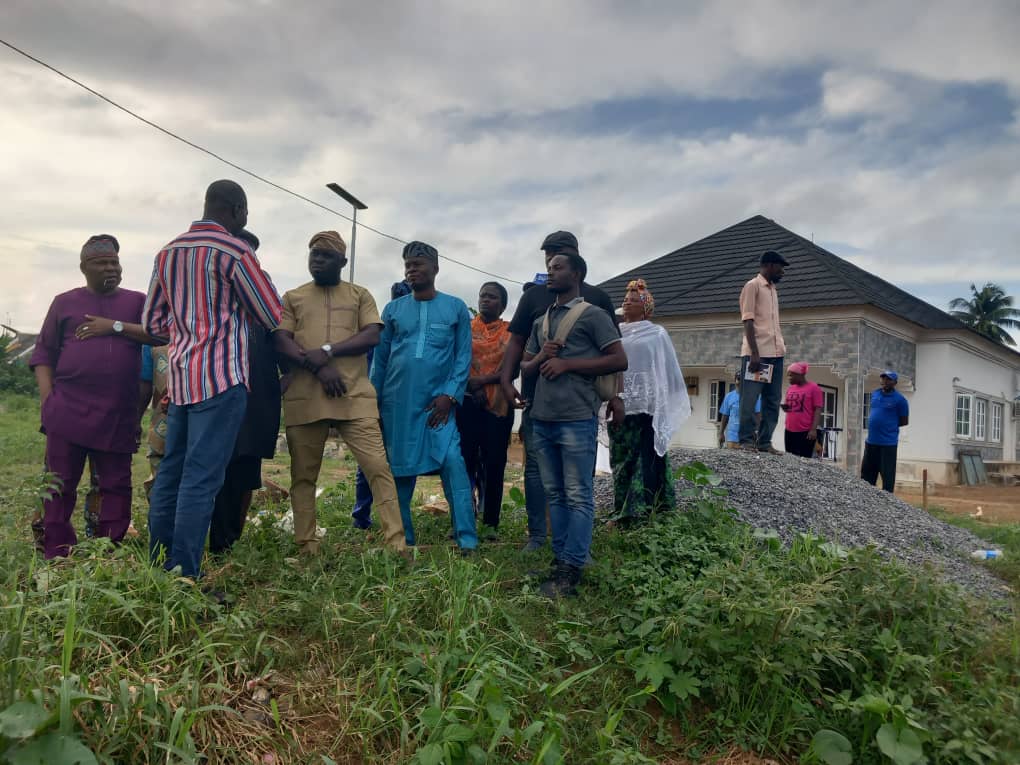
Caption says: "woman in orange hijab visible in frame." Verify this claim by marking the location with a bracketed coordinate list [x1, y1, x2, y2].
[457, 281, 514, 539]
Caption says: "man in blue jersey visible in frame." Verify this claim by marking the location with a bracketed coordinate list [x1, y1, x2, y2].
[861, 371, 909, 492]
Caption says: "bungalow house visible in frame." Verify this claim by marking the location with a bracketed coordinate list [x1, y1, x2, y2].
[599, 216, 1020, 486]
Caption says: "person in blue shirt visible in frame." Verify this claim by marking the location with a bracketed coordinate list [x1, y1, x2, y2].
[718, 376, 760, 448]
[370, 242, 477, 554]
[861, 370, 909, 492]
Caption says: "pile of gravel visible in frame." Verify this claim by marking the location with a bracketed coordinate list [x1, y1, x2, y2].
[594, 448, 1010, 599]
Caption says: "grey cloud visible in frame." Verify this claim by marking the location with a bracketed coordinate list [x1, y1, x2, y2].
[2, 1, 1019, 329]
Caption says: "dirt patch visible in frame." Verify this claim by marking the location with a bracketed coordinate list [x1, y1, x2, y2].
[897, 484, 1020, 523]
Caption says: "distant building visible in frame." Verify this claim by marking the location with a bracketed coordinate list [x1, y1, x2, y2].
[599, 216, 1020, 485]
[1, 324, 38, 365]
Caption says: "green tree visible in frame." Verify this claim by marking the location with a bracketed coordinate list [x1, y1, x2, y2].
[948, 282, 1020, 346]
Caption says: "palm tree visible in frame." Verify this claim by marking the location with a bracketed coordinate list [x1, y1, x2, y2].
[949, 283, 1020, 346]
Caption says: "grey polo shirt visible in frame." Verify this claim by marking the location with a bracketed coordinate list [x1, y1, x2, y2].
[525, 297, 622, 422]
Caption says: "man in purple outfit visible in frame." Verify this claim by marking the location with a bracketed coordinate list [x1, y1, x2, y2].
[29, 235, 150, 558]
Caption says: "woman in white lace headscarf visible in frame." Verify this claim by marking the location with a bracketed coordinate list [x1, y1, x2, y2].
[608, 279, 691, 524]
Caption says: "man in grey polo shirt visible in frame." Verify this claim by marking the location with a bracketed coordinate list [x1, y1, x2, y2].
[521, 251, 628, 598]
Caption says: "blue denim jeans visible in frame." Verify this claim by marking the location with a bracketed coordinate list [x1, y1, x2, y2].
[738, 356, 783, 449]
[532, 416, 597, 568]
[519, 411, 548, 543]
[148, 385, 247, 579]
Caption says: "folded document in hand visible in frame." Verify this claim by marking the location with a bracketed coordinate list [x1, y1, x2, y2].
[744, 362, 773, 384]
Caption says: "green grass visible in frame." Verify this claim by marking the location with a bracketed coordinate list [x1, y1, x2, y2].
[929, 507, 1020, 591]
[1, 393, 1018, 764]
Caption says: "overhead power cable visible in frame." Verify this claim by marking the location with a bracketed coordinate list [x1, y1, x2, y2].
[0, 37, 522, 284]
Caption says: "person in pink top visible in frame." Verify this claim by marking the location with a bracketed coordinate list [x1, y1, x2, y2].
[781, 362, 823, 458]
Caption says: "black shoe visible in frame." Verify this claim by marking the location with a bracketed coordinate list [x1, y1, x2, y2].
[539, 563, 581, 599]
[460, 548, 476, 559]
[526, 557, 560, 579]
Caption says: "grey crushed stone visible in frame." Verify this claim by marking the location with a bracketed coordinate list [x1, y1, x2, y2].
[594, 448, 1011, 599]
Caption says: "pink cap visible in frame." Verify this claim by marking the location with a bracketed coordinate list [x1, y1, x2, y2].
[788, 361, 809, 375]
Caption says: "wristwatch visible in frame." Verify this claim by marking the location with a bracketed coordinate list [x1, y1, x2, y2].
[112, 320, 124, 334]
[321, 343, 332, 355]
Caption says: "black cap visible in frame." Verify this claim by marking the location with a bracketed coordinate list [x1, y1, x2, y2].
[760, 250, 789, 266]
[390, 280, 413, 300]
[402, 240, 439, 264]
[540, 230, 579, 253]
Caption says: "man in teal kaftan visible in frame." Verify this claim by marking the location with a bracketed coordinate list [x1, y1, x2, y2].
[371, 241, 477, 552]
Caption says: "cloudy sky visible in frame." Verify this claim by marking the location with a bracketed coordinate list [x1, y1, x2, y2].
[2, 1, 1019, 331]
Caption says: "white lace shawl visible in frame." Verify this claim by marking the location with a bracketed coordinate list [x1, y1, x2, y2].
[619, 320, 692, 456]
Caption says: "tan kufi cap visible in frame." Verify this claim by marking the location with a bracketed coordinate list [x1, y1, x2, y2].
[308, 230, 347, 255]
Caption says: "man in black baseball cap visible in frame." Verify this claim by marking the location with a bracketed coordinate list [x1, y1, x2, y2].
[540, 230, 579, 254]
[736, 249, 789, 453]
[499, 230, 617, 552]
[760, 250, 789, 267]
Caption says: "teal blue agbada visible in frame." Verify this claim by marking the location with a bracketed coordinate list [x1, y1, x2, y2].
[371, 292, 473, 477]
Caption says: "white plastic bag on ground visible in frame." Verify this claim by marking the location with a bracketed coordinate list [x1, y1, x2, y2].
[273, 509, 326, 539]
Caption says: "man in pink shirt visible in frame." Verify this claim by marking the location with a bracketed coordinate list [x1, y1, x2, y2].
[781, 361, 823, 458]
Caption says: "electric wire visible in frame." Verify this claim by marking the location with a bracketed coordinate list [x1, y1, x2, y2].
[0, 37, 523, 284]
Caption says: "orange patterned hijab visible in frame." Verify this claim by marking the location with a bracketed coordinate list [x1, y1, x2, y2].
[471, 314, 511, 416]
[625, 278, 655, 318]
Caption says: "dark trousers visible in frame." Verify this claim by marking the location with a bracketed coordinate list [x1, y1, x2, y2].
[41, 434, 132, 558]
[352, 468, 415, 529]
[209, 456, 261, 554]
[861, 443, 898, 492]
[784, 429, 816, 458]
[457, 397, 515, 528]
[520, 411, 548, 542]
[739, 356, 783, 448]
[352, 468, 373, 528]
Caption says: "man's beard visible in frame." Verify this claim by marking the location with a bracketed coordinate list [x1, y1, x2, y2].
[313, 273, 340, 286]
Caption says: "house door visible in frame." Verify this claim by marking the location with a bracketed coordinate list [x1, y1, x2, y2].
[819, 385, 839, 460]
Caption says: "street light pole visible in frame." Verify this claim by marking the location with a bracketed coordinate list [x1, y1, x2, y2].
[326, 183, 368, 283]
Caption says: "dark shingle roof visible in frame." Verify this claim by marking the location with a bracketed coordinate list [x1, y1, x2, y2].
[598, 215, 966, 331]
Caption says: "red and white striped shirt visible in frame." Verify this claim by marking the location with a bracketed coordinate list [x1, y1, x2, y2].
[142, 221, 282, 405]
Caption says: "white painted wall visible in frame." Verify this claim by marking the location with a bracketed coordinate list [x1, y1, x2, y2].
[895, 340, 1017, 483]
[670, 366, 729, 449]
[905, 344, 953, 461]
[945, 342, 1016, 460]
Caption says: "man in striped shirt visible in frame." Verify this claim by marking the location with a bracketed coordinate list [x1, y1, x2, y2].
[142, 179, 282, 580]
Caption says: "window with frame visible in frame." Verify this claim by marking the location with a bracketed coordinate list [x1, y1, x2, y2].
[955, 393, 972, 438]
[990, 402, 1003, 443]
[975, 398, 987, 440]
[709, 380, 729, 421]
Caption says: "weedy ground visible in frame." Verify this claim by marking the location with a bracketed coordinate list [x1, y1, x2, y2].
[0, 393, 1017, 765]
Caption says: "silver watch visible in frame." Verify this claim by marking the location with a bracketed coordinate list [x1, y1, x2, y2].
[321, 343, 332, 355]
[112, 320, 124, 334]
